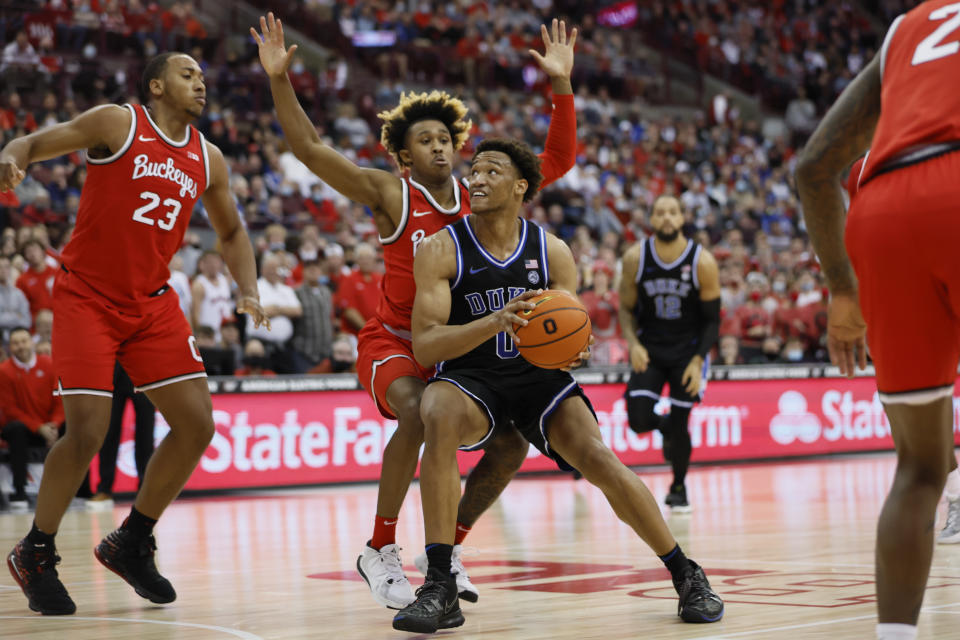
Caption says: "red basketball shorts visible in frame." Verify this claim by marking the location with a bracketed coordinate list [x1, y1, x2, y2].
[846, 152, 960, 404]
[52, 268, 206, 397]
[355, 318, 433, 419]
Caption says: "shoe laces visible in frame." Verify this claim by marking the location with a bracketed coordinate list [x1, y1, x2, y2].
[27, 545, 61, 575]
[377, 546, 409, 585]
[676, 564, 714, 605]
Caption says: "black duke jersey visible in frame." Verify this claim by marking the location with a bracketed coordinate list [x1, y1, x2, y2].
[437, 216, 549, 376]
[633, 237, 704, 355]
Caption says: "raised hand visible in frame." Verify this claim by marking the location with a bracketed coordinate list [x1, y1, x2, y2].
[0, 159, 25, 192]
[250, 12, 299, 78]
[528, 18, 578, 79]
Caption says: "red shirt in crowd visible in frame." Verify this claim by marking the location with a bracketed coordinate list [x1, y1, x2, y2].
[580, 288, 620, 338]
[336, 268, 383, 335]
[0, 354, 63, 432]
[16, 264, 57, 316]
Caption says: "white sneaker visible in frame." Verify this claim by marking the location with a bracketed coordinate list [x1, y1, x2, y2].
[86, 493, 115, 511]
[356, 543, 415, 609]
[8, 498, 29, 512]
[413, 544, 480, 603]
[938, 498, 960, 544]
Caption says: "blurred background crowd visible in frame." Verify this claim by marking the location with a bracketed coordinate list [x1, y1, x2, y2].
[0, 0, 896, 373]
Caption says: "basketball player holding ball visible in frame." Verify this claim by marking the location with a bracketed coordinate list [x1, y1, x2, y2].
[395, 138, 723, 633]
[620, 195, 721, 512]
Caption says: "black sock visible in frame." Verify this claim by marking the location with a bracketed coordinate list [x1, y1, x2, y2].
[659, 544, 690, 579]
[26, 522, 55, 547]
[425, 543, 453, 577]
[121, 507, 157, 539]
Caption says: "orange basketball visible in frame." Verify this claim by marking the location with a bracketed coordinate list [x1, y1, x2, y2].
[514, 289, 592, 369]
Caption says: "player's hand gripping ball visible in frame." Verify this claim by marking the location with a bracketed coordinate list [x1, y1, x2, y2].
[513, 289, 592, 369]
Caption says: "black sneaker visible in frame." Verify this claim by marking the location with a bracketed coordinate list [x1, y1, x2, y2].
[7, 537, 76, 615]
[94, 528, 176, 604]
[665, 484, 691, 513]
[392, 567, 464, 634]
[673, 559, 724, 623]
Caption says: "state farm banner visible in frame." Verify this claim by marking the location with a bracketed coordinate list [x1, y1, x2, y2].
[107, 377, 959, 493]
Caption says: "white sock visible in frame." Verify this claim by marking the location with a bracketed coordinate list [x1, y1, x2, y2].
[876, 623, 917, 640]
[945, 467, 960, 501]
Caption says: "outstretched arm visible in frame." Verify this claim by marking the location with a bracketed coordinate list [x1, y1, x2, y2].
[202, 142, 269, 330]
[530, 19, 578, 188]
[251, 13, 401, 217]
[0, 105, 130, 191]
[411, 231, 540, 367]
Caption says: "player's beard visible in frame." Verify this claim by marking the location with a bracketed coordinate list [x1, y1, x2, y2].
[655, 228, 680, 243]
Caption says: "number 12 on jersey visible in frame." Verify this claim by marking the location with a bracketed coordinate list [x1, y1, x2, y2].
[654, 294, 682, 320]
[132, 191, 182, 231]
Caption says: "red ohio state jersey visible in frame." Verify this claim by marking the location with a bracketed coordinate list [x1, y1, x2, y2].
[61, 103, 209, 309]
[376, 175, 468, 335]
[862, 1, 960, 183]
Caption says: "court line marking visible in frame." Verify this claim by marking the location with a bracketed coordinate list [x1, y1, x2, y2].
[693, 601, 960, 639]
[0, 616, 264, 639]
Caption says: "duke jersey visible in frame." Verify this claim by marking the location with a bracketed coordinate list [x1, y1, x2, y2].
[436, 216, 550, 376]
[60, 103, 209, 310]
[634, 237, 704, 355]
[376, 175, 468, 336]
[860, 0, 960, 185]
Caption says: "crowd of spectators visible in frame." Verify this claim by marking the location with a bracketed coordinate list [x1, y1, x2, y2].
[278, 0, 896, 118]
[0, 0, 900, 373]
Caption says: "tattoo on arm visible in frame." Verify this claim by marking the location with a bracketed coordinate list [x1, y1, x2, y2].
[796, 55, 882, 294]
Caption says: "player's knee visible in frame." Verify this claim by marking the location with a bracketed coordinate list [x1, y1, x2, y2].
[61, 425, 105, 458]
[193, 417, 215, 449]
[897, 456, 950, 488]
[626, 399, 659, 433]
[566, 438, 617, 476]
[392, 393, 424, 432]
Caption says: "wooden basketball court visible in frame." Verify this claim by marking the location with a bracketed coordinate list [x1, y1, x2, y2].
[3, 453, 960, 639]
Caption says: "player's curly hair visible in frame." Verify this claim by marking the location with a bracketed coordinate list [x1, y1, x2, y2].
[378, 91, 471, 168]
[473, 138, 543, 202]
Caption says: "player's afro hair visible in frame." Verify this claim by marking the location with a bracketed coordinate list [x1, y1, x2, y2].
[139, 52, 181, 103]
[472, 138, 543, 202]
[378, 91, 471, 168]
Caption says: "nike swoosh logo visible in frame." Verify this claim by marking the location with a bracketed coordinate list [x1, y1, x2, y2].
[383, 520, 397, 526]
[138, 135, 156, 142]
[469, 266, 487, 274]
[411, 210, 433, 217]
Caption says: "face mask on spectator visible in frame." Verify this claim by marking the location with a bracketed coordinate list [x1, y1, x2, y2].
[772, 280, 786, 293]
[292, 62, 305, 74]
[749, 291, 761, 302]
[800, 281, 814, 292]
[311, 192, 324, 203]
[300, 248, 318, 261]
[786, 349, 803, 362]
[269, 241, 285, 252]
[331, 359, 352, 373]
[243, 355, 270, 369]
[280, 185, 295, 197]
